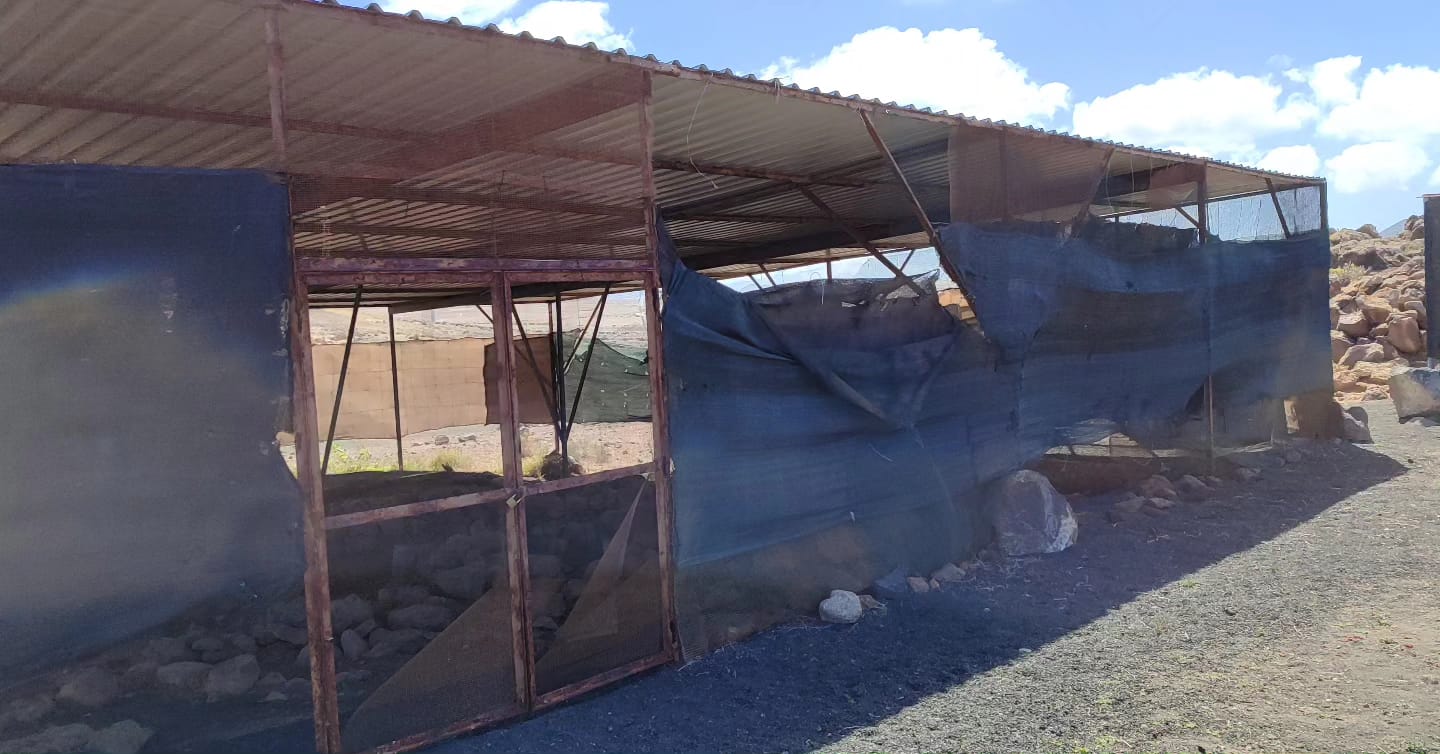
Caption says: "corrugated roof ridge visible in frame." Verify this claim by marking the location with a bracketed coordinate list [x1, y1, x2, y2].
[301, 0, 1320, 181]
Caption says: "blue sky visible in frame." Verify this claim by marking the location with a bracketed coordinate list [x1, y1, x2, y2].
[362, 0, 1439, 230]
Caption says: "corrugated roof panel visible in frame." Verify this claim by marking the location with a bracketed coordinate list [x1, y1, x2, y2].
[0, 0, 1326, 284]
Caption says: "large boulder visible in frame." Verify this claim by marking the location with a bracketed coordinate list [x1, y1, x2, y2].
[0, 721, 152, 754]
[818, 590, 863, 624]
[1403, 300, 1427, 329]
[155, 661, 212, 694]
[330, 594, 374, 634]
[1342, 406, 1373, 443]
[1331, 331, 1352, 362]
[1390, 366, 1440, 421]
[1339, 343, 1386, 368]
[203, 654, 260, 700]
[387, 604, 455, 631]
[89, 720, 153, 754]
[1357, 223, 1381, 239]
[57, 667, 120, 708]
[1331, 228, 1369, 245]
[1389, 314, 1424, 353]
[1137, 474, 1178, 500]
[988, 470, 1077, 556]
[1402, 215, 1425, 241]
[1337, 311, 1371, 338]
[1360, 296, 1393, 324]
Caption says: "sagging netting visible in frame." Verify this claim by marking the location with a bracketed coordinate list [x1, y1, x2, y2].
[663, 213, 1331, 656]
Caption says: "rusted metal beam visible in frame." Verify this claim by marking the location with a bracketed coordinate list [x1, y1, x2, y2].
[290, 176, 646, 219]
[676, 219, 924, 272]
[563, 286, 610, 435]
[794, 184, 927, 296]
[323, 488, 511, 530]
[654, 157, 876, 188]
[858, 113, 943, 250]
[491, 273, 536, 711]
[755, 262, 778, 288]
[263, 9, 289, 169]
[320, 286, 363, 476]
[521, 462, 655, 497]
[663, 139, 949, 219]
[860, 111, 975, 310]
[387, 308, 404, 471]
[640, 69, 680, 664]
[298, 256, 653, 275]
[0, 88, 414, 143]
[1265, 178, 1293, 239]
[665, 210, 827, 224]
[532, 650, 671, 709]
[365, 703, 526, 754]
[288, 273, 342, 754]
[292, 220, 640, 246]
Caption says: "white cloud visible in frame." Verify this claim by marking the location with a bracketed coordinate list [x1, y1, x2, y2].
[1432, 163, 1440, 187]
[1257, 144, 1321, 176]
[1071, 68, 1316, 159]
[498, 1, 631, 49]
[759, 27, 1070, 125]
[1319, 63, 1440, 141]
[1287, 56, 1362, 105]
[1324, 141, 1432, 193]
[378, 0, 519, 24]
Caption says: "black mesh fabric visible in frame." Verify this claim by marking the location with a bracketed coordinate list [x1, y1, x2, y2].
[662, 213, 1331, 655]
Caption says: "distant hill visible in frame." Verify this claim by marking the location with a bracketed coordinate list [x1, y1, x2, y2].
[1379, 217, 1409, 238]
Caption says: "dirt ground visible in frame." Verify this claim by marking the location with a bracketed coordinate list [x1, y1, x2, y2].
[431, 399, 1440, 754]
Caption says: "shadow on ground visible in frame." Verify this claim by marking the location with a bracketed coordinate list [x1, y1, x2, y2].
[425, 440, 1406, 754]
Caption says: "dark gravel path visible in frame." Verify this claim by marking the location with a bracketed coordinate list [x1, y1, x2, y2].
[434, 401, 1440, 754]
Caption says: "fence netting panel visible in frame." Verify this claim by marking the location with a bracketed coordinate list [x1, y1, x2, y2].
[662, 202, 1331, 656]
[329, 503, 517, 753]
[527, 476, 664, 695]
[0, 165, 311, 752]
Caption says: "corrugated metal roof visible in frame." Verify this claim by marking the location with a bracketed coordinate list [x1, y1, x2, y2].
[0, 0, 1325, 292]
[312, 0, 1320, 183]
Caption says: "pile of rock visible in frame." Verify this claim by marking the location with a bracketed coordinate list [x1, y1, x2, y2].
[1106, 472, 1220, 523]
[1328, 222, 1428, 403]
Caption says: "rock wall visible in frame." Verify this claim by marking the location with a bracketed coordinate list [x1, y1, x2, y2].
[1328, 218, 1429, 403]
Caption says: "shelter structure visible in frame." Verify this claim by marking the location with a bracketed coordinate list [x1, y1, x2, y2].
[0, 2, 1332, 753]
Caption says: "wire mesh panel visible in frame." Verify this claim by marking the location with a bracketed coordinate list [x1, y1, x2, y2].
[328, 503, 519, 753]
[525, 476, 665, 697]
[509, 288, 654, 479]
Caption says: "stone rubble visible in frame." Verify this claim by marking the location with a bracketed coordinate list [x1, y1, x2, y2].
[1327, 223, 1428, 404]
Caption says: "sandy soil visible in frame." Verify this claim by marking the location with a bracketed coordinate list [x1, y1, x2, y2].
[433, 400, 1440, 754]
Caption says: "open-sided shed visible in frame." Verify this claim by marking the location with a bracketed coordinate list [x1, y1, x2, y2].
[0, 2, 1333, 753]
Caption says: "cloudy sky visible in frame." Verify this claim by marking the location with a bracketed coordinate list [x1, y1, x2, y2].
[359, 0, 1436, 229]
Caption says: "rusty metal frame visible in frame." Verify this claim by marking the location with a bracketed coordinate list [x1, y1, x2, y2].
[1264, 178, 1293, 239]
[387, 308, 404, 470]
[858, 111, 969, 299]
[280, 69, 676, 754]
[320, 285, 363, 475]
[794, 183, 927, 296]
